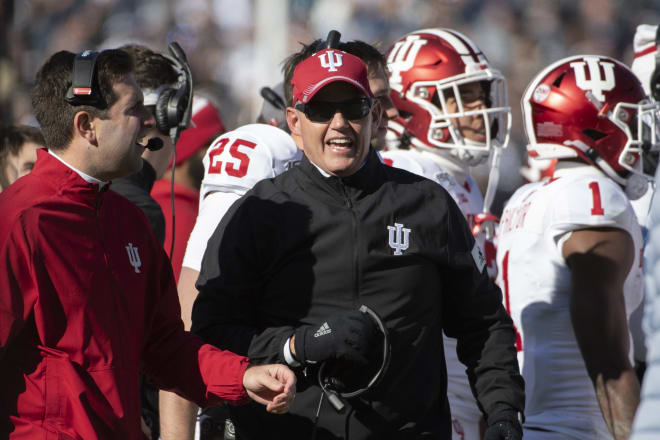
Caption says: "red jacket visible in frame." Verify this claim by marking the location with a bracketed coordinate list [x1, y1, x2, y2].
[151, 179, 199, 282]
[0, 150, 249, 439]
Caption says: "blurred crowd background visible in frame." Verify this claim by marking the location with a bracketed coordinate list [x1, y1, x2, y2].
[1, 0, 659, 204]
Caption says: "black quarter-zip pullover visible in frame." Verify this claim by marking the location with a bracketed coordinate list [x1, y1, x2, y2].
[193, 148, 524, 439]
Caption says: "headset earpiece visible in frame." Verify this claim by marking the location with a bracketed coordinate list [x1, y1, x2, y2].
[155, 88, 177, 135]
[153, 42, 193, 140]
[65, 50, 104, 107]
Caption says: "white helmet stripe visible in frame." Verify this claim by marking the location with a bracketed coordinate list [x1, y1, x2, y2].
[413, 28, 484, 64]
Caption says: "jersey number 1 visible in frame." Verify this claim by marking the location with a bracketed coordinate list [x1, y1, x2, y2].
[588, 181, 604, 216]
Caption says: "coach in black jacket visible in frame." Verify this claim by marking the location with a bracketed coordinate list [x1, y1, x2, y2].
[192, 47, 524, 440]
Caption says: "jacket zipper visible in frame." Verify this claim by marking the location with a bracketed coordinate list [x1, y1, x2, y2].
[340, 181, 360, 303]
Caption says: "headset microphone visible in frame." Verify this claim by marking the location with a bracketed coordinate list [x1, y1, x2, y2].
[144, 138, 164, 151]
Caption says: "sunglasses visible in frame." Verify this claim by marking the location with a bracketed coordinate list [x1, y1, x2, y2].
[295, 97, 373, 123]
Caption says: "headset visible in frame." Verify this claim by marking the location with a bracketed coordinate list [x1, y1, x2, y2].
[155, 42, 194, 145]
[316, 305, 391, 412]
[65, 50, 104, 107]
[66, 43, 193, 146]
[311, 305, 391, 440]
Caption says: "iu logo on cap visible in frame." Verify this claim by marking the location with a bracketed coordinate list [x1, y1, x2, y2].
[319, 50, 343, 72]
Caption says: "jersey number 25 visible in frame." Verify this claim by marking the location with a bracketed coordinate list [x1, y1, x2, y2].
[208, 138, 257, 178]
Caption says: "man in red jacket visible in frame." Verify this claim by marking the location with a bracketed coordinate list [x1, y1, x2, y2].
[0, 48, 295, 439]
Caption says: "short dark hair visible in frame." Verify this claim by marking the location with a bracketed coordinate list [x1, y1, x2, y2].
[282, 39, 388, 107]
[31, 49, 133, 150]
[0, 125, 45, 188]
[120, 44, 179, 90]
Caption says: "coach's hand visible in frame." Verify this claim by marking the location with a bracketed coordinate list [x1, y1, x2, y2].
[243, 364, 296, 414]
[293, 310, 379, 367]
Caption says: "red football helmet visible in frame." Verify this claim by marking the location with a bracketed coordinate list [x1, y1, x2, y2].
[523, 55, 659, 199]
[386, 28, 511, 165]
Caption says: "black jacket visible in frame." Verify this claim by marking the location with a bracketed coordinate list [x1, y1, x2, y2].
[193, 149, 524, 439]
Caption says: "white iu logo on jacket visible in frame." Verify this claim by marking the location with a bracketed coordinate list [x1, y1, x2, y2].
[125, 243, 142, 273]
[388, 222, 411, 255]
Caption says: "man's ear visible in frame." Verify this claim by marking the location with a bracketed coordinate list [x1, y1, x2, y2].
[73, 111, 98, 146]
[286, 107, 302, 138]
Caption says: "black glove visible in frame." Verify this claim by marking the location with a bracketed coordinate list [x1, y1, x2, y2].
[293, 310, 379, 367]
[484, 419, 523, 440]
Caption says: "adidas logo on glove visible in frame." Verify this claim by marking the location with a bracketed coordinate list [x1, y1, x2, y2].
[314, 322, 332, 337]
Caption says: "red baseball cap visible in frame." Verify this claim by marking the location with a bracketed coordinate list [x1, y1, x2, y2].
[291, 48, 373, 104]
[172, 96, 225, 167]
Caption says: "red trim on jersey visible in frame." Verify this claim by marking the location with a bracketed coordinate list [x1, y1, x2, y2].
[635, 45, 658, 58]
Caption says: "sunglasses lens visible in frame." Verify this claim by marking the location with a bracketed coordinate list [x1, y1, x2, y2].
[342, 98, 372, 120]
[299, 98, 371, 122]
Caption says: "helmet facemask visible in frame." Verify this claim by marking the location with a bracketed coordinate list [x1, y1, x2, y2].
[612, 100, 660, 179]
[405, 71, 511, 166]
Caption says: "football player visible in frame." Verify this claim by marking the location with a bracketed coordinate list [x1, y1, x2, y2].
[496, 54, 658, 439]
[158, 123, 301, 440]
[382, 28, 512, 440]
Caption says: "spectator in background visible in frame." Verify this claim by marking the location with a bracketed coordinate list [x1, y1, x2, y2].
[0, 125, 44, 192]
[151, 95, 226, 282]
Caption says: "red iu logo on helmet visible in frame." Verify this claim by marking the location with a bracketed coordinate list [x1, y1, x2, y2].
[570, 56, 616, 102]
[318, 50, 343, 72]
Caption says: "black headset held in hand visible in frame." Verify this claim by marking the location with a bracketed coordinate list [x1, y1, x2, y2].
[66, 43, 194, 146]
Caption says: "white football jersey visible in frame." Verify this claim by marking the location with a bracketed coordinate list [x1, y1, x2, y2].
[496, 164, 644, 439]
[200, 123, 301, 200]
[182, 124, 301, 272]
[381, 148, 489, 440]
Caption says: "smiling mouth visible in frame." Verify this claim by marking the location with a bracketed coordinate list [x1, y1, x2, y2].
[327, 138, 354, 151]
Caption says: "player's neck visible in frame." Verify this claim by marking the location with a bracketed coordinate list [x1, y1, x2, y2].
[418, 149, 469, 184]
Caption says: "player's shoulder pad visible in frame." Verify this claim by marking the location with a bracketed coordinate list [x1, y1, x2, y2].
[549, 174, 634, 230]
[201, 123, 301, 199]
[380, 149, 427, 177]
